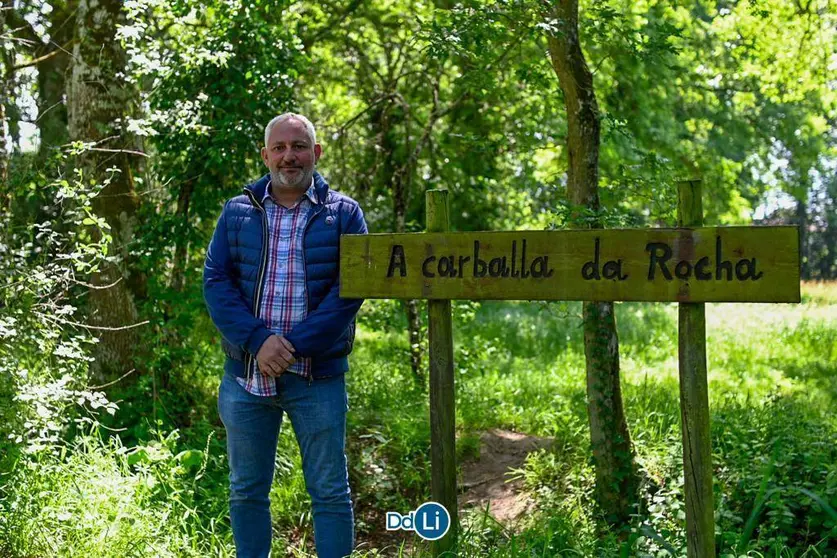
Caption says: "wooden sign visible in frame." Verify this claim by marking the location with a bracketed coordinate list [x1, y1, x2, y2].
[340, 227, 800, 303]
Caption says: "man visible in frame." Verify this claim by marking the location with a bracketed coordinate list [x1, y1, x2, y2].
[203, 113, 366, 558]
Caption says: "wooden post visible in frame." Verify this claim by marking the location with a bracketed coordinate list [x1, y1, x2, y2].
[426, 189, 458, 554]
[677, 179, 715, 557]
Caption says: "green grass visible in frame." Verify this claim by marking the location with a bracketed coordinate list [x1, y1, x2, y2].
[341, 283, 837, 556]
[1, 284, 835, 557]
[0, 430, 235, 557]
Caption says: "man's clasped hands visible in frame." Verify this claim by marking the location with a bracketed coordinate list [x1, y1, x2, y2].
[256, 335, 296, 376]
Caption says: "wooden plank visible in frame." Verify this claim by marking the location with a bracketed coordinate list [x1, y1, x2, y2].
[340, 226, 800, 302]
[677, 181, 715, 558]
[425, 190, 458, 555]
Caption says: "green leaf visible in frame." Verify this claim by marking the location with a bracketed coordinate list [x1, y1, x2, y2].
[175, 449, 204, 470]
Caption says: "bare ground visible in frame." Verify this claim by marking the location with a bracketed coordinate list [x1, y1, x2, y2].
[457, 429, 554, 525]
[352, 428, 554, 555]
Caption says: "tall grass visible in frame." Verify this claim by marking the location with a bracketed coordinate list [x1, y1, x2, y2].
[343, 283, 837, 556]
[0, 429, 234, 557]
[1, 283, 835, 557]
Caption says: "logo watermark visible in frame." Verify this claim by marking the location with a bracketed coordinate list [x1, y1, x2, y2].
[386, 501, 451, 541]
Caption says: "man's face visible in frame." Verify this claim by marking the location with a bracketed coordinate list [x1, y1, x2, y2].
[261, 118, 322, 191]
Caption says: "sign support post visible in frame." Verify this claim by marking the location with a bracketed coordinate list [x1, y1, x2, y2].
[340, 185, 799, 556]
[426, 189, 458, 554]
[677, 179, 715, 557]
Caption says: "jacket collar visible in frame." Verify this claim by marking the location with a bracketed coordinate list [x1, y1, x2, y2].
[244, 170, 330, 206]
[262, 179, 318, 206]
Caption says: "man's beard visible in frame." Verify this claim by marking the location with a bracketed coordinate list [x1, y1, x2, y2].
[270, 165, 314, 191]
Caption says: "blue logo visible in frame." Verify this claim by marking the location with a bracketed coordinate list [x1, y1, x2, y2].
[386, 501, 451, 541]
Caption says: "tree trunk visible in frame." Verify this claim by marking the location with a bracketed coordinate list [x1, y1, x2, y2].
[0, 3, 8, 198]
[0, 96, 7, 197]
[37, 0, 74, 159]
[2, 71, 18, 154]
[394, 164, 424, 383]
[545, 0, 637, 527]
[371, 101, 425, 384]
[822, 181, 837, 279]
[169, 178, 195, 292]
[1, 1, 18, 158]
[68, 0, 143, 380]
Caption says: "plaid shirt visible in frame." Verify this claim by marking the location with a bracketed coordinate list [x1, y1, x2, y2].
[237, 180, 317, 396]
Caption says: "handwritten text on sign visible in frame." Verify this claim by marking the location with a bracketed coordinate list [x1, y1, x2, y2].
[339, 227, 800, 302]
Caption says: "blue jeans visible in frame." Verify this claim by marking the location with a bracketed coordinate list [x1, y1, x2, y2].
[218, 371, 354, 558]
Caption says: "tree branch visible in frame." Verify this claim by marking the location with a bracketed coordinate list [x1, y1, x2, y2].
[87, 368, 137, 390]
[5, 6, 41, 46]
[11, 48, 60, 71]
[301, 0, 364, 50]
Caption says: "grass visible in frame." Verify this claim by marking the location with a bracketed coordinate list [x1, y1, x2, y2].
[341, 282, 837, 556]
[1, 283, 835, 556]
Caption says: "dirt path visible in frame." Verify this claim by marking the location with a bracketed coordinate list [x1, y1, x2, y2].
[350, 428, 553, 555]
[457, 428, 553, 525]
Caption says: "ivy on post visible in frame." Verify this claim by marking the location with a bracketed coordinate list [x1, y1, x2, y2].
[425, 189, 458, 554]
[677, 179, 715, 557]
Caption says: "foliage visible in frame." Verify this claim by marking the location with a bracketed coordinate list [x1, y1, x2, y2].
[339, 287, 837, 556]
[1, 428, 233, 557]
[0, 155, 120, 552]
[0, 156, 114, 461]
[116, 0, 308, 399]
[2, 0, 837, 556]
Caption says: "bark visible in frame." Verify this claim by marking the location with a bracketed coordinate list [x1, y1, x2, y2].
[393, 144, 424, 382]
[822, 182, 837, 279]
[4, 2, 72, 157]
[69, 0, 143, 380]
[2, 2, 34, 153]
[169, 178, 195, 293]
[1, 4, 8, 197]
[1, 1, 18, 158]
[545, 0, 637, 526]
[37, 0, 74, 158]
[1, 71, 18, 154]
[371, 100, 425, 383]
[0, 97, 7, 199]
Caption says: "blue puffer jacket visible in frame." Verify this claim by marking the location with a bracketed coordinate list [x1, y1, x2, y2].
[203, 171, 367, 381]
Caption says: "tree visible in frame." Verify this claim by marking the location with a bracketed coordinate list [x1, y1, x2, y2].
[36, 0, 75, 159]
[114, 0, 309, 398]
[1, 2, 9, 193]
[583, 0, 836, 270]
[312, 2, 434, 380]
[68, 0, 144, 379]
[544, 0, 637, 526]
[303, 0, 542, 381]
[4, 1, 75, 160]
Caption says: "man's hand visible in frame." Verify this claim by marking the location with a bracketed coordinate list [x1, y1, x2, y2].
[255, 335, 296, 377]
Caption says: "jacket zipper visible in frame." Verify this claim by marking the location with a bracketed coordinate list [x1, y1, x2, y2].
[248, 185, 327, 387]
[302, 199, 326, 386]
[244, 188, 269, 384]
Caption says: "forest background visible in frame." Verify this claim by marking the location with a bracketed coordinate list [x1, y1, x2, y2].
[1, 0, 836, 556]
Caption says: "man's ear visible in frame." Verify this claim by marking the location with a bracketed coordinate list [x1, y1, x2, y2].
[260, 146, 269, 168]
[314, 143, 322, 162]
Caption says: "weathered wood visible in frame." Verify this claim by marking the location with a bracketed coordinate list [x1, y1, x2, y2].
[426, 190, 458, 554]
[677, 180, 715, 558]
[340, 227, 800, 302]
